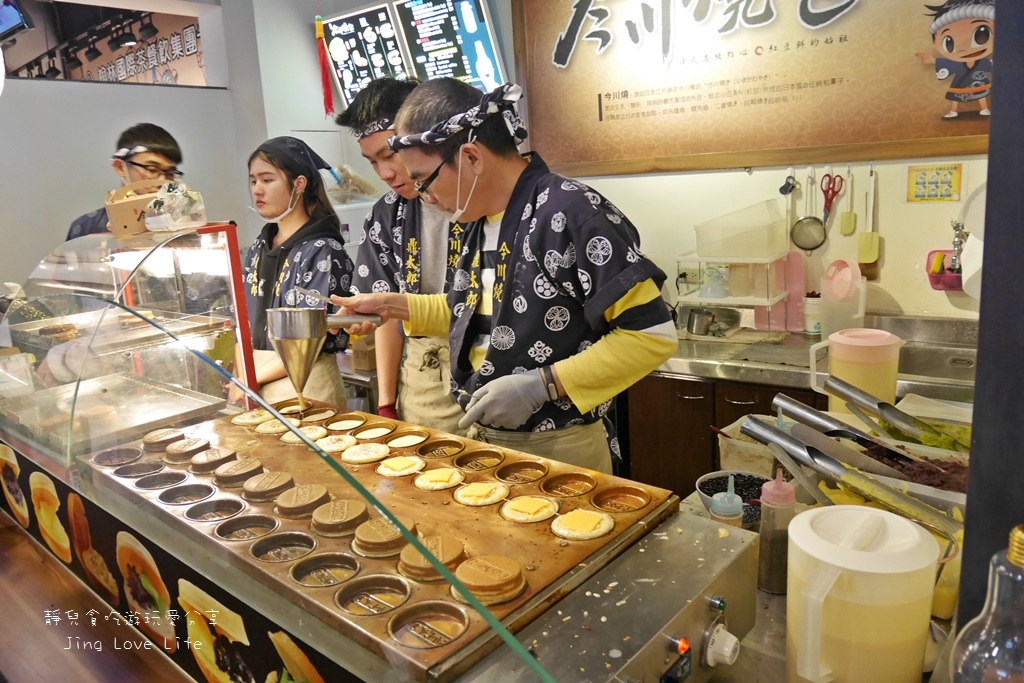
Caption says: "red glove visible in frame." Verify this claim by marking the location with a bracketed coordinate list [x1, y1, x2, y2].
[377, 403, 399, 420]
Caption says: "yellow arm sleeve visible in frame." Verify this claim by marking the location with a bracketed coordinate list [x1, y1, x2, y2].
[405, 293, 451, 338]
[555, 280, 676, 414]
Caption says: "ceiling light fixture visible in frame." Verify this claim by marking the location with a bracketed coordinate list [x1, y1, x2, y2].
[44, 58, 61, 79]
[84, 42, 102, 62]
[138, 16, 158, 41]
[64, 48, 83, 72]
[120, 24, 138, 47]
[107, 30, 121, 51]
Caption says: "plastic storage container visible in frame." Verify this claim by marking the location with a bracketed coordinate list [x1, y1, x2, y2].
[819, 259, 866, 338]
[950, 524, 1024, 682]
[695, 199, 788, 258]
[787, 507, 939, 683]
[676, 254, 788, 305]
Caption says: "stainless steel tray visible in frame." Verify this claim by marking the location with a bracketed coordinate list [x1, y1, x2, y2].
[10, 309, 230, 356]
[0, 373, 225, 457]
[90, 313, 231, 354]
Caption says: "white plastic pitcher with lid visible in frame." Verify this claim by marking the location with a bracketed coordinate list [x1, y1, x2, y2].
[809, 328, 903, 413]
[787, 506, 939, 683]
[819, 259, 866, 338]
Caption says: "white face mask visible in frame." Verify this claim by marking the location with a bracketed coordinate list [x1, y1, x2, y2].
[116, 160, 132, 186]
[447, 133, 479, 223]
[251, 184, 300, 223]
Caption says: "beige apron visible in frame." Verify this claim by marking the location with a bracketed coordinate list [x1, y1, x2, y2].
[476, 421, 612, 474]
[398, 336, 469, 436]
[260, 353, 348, 408]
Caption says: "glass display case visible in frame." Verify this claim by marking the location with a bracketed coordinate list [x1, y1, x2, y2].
[0, 227, 758, 683]
[0, 225, 255, 467]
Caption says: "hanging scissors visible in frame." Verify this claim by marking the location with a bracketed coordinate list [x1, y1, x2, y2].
[820, 172, 844, 225]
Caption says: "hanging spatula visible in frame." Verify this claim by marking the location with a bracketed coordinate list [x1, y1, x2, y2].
[840, 163, 856, 235]
[859, 164, 880, 280]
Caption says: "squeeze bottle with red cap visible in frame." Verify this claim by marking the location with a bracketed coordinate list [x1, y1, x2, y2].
[758, 469, 796, 594]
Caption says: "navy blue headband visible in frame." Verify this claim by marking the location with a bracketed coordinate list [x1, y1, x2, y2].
[255, 136, 332, 183]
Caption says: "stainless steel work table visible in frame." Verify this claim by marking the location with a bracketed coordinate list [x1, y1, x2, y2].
[462, 493, 784, 683]
[658, 327, 976, 404]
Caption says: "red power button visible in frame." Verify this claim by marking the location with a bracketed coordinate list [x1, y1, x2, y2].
[675, 637, 691, 655]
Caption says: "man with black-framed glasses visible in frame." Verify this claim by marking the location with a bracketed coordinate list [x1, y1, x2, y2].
[336, 79, 677, 474]
[65, 123, 183, 241]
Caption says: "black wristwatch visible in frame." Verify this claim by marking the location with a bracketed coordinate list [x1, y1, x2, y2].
[540, 366, 559, 401]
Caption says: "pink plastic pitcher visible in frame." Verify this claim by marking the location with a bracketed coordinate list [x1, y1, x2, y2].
[809, 328, 903, 413]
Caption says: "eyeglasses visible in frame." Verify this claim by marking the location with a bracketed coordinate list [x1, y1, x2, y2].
[413, 147, 459, 198]
[124, 158, 184, 179]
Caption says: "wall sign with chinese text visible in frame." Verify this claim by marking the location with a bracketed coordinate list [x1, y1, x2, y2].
[84, 14, 205, 86]
[512, 0, 991, 176]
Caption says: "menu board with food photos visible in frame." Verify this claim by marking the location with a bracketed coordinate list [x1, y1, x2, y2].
[0, 441, 346, 683]
[394, 0, 504, 90]
[322, 3, 410, 105]
[323, 0, 506, 106]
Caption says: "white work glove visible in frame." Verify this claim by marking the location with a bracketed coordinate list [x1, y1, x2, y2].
[458, 369, 548, 430]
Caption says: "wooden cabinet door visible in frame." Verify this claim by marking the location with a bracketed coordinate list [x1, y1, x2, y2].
[627, 374, 715, 498]
[715, 381, 829, 433]
[714, 381, 831, 469]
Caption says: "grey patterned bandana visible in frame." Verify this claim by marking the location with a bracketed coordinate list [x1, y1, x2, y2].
[352, 116, 394, 140]
[929, 1, 994, 34]
[388, 83, 528, 152]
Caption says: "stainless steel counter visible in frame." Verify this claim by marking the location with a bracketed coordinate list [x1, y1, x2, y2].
[461, 493, 786, 683]
[658, 329, 976, 404]
[678, 495, 787, 683]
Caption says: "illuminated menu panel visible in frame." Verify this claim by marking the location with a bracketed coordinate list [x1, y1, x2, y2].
[393, 0, 504, 92]
[322, 4, 409, 105]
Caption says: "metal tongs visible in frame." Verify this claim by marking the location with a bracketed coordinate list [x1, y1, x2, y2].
[772, 393, 946, 473]
[741, 416, 963, 537]
[294, 286, 383, 328]
[823, 376, 970, 453]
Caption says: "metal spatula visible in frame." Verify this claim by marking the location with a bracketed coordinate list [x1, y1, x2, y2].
[843, 403, 947, 472]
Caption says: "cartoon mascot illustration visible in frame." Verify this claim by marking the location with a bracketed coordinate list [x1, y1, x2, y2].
[915, 0, 994, 119]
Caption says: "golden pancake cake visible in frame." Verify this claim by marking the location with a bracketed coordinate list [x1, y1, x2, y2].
[550, 508, 615, 541]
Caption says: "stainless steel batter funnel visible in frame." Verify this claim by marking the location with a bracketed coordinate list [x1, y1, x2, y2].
[267, 307, 327, 404]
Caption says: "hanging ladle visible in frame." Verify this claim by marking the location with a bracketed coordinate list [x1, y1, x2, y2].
[792, 166, 826, 255]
